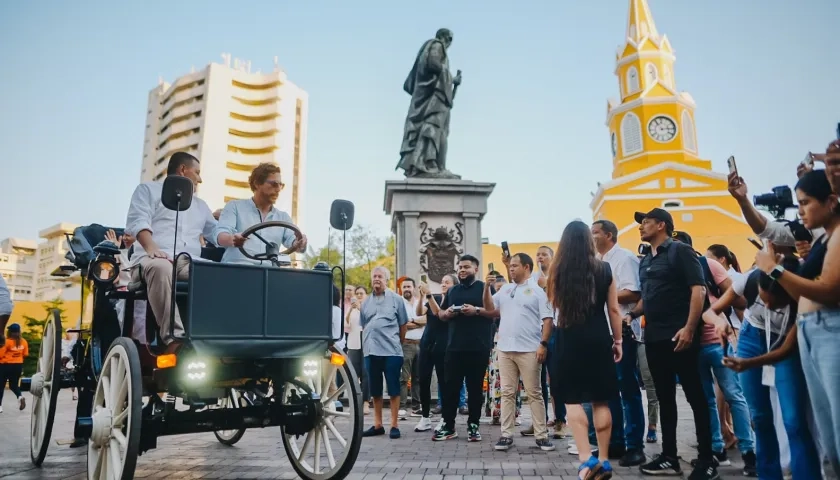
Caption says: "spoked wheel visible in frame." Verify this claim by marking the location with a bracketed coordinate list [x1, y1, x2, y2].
[86, 338, 142, 480]
[213, 389, 253, 446]
[280, 348, 363, 480]
[30, 310, 63, 466]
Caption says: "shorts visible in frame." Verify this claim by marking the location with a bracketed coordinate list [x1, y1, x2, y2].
[364, 355, 403, 398]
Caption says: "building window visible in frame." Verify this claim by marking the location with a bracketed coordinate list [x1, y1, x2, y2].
[663, 199, 684, 208]
[682, 213, 694, 222]
[645, 63, 658, 84]
[620, 112, 643, 155]
[664, 178, 677, 188]
[682, 110, 697, 152]
[626, 67, 640, 94]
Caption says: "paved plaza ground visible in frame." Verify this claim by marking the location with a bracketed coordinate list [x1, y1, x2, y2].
[3, 388, 818, 480]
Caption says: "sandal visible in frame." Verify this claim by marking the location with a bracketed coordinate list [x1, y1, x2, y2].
[594, 460, 613, 480]
[577, 456, 602, 480]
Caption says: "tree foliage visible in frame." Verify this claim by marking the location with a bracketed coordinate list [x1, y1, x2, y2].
[21, 298, 67, 377]
[304, 225, 395, 291]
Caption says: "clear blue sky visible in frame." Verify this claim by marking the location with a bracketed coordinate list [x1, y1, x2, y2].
[1, 0, 838, 250]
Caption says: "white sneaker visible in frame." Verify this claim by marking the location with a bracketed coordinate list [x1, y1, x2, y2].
[0, 406, 4, 413]
[567, 442, 598, 456]
[434, 419, 445, 433]
[398, 409, 407, 420]
[414, 417, 432, 432]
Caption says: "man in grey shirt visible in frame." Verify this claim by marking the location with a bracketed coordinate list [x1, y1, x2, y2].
[360, 266, 409, 439]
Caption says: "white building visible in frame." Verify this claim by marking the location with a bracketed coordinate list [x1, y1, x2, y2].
[140, 54, 309, 226]
[0, 223, 80, 302]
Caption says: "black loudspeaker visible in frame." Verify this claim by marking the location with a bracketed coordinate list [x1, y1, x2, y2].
[330, 200, 355, 231]
[161, 176, 194, 211]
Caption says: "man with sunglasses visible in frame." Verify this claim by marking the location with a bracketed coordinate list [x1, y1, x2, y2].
[214, 162, 307, 265]
[482, 253, 555, 452]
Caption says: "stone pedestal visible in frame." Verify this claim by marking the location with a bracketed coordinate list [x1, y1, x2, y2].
[384, 178, 495, 286]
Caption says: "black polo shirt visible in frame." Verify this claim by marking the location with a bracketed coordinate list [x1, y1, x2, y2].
[639, 238, 706, 343]
[440, 280, 493, 353]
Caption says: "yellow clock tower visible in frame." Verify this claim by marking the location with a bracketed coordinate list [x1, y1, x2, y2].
[591, 0, 754, 264]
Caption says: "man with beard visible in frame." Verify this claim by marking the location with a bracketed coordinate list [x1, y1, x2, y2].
[214, 162, 307, 264]
[434, 255, 496, 442]
[399, 278, 425, 417]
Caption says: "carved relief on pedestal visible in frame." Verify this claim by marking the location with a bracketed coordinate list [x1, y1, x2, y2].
[418, 220, 464, 283]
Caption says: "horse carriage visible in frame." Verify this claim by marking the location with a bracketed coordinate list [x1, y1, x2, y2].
[21, 176, 363, 480]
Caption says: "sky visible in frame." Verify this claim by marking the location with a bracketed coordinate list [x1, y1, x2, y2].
[1, 0, 838, 250]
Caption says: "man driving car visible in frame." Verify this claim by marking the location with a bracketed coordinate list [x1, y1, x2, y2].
[125, 152, 217, 348]
[214, 162, 307, 264]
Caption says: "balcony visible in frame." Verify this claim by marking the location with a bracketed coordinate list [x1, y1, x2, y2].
[161, 102, 202, 130]
[230, 99, 279, 118]
[162, 82, 207, 112]
[162, 134, 200, 155]
[230, 85, 281, 102]
[226, 135, 278, 152]
[228, 116, 279, 134]
[159, 117, 202, 144]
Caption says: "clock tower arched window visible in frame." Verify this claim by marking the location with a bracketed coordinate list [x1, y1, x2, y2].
[620, 112, 643, 156]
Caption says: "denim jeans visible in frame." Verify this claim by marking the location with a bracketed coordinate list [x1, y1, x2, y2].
[585, 339, 644, 450]
[738, 322, 822, 480]
[698, 343, 755, 453]
[798, 310, 840, 475]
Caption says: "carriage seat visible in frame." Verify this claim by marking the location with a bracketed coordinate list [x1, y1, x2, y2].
[67, 224, 125, 270]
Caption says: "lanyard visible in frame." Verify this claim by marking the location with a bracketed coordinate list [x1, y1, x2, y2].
[760, 303, 791, 351]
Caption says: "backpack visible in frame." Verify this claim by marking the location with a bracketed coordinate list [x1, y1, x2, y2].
[665, 242, 733, 320]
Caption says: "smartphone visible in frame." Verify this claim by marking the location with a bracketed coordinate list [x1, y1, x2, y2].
[801, 152, 815, 169]
[836, 122, 840, 140]
[488, 262, 495, 273]
[747, 237, 764, 250]
[420, 273, 428, 284]
[726, 156, 737, 176]
[501, 241, 510, 258]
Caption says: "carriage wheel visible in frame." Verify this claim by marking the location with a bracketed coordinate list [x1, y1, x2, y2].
[30, 310, 63, 466]
[86, 338, 142, 480]
[280, 347, 363, 480]
[213, 389, 253, 446]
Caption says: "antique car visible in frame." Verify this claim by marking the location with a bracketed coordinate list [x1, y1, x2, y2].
[21, 176, 362, 480]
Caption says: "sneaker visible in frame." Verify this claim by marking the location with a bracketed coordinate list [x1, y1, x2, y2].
[414, 417, 432, 432]
[434, 418, 445, 433]
[362, 426, 386, 437]
[639, 454, 682, 475]
[410, 408, 423, 417]
[467, 422, 481, 442]
[553, 422, 571, 439]
[398, 409, 407, 420]
[687, 461, 719, 480]
[494, 436, 514, 451]
[18, 396, 25, 410]
[742, 450, 757, 477]
[520, 424, 535, 436]
[0, 406, 3, 413]
[515, 417, 522, 426]
[431, 406, 442, 415]
[389, 427, 401, 439]
[568, 443, 598, 456]
[690, 451, 729, 468]
[458, 406, 469, 415]
[619, 449, 647, 467]
[535, 438, 555, 451]
[432, 426, 458, 441]
[646, 428, 658, 443]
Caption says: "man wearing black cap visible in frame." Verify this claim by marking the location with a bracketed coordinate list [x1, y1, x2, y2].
[624, 208, 718, 479]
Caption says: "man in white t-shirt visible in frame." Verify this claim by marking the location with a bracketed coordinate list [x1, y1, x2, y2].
[399, 278, 424, 416]
[483, 253, 555, 452]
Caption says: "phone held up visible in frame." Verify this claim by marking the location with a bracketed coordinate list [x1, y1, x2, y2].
[501, 241, 510, 259]
[488, 262, 495, 273]
[747, 237, 764, 250]
[727, 155, 738, 177]
[420, 273, 428, 284]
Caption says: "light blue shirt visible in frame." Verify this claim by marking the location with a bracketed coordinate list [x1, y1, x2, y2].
[360, 289, 409, 357]
[213, 199, 297, 266]
[0, 275, 13, 316]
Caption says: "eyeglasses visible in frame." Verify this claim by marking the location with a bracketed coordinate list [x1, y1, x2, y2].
[510, 285, 518, 298]
[264, 180, 285, 189]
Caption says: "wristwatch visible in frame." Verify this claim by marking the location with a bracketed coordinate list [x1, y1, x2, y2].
[425, 294, 432, 299]
[540, 340, 548, 348]
[769, 264, 785, 280]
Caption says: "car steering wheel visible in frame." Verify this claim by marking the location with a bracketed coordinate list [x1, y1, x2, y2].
[237, 221, 304, 262]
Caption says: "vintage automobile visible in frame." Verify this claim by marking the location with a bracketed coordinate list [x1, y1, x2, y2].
[21, 176, 362, 480]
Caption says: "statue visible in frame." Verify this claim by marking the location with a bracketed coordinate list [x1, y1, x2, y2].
[396, 28, 462, 179]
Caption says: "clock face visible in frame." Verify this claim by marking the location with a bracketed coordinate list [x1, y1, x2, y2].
[611, 133, 617, 156]
[648, 116, 677, 142]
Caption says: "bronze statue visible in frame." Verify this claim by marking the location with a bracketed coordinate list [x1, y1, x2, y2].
[396, 28, 462, 179]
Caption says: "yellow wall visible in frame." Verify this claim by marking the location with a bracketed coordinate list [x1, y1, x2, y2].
[7, 301, 82, 333]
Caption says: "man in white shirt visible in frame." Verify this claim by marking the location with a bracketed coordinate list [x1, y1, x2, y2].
[125, 152, 217, 346]
[483, 253, 555, 452]
[399, 278, 424, 416]
[592, 220, 647, 466]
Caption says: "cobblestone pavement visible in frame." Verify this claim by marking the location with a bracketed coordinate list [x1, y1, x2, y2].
[0, 388, 830, 479]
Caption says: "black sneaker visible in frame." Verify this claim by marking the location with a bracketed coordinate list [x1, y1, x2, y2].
[432, 427, 458, 441]
[467, 422, 481, 442]
[535, 438, 555, 451]
[741, 450, 757, 477]
[362, 426, 386, 437]
[494, 436, 513, 451]
[410, 408, 423, 417]
[619, 449, 646, 467]
[687, 461, 720, 480]
[690, 451, 729, 468]
[640, 454, 682, 475]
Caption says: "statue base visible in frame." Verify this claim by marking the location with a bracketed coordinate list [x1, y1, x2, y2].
[384, 177, 495, 286]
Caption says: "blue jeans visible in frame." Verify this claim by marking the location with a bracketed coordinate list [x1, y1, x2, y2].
[798, 310, 840, 475]
[459, 381, 466, 408]
[738, 322, 822, 480]
[585, 340, 643, 450]
[698, 343, 755, 453]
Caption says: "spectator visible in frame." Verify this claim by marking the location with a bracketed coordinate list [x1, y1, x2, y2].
[360, 266, 408, 439]
[399, 278, 423, 418]
[0, 323, 28, 412]
[346, 286, 369, 415]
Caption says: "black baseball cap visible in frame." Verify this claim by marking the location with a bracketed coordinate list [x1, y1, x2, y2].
[634, 208, 674, 232]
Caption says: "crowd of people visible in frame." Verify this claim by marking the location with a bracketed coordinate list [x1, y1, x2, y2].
[348, 138, 840, 480]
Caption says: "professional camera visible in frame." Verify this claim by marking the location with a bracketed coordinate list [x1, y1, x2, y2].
[753, 185, 794, 220]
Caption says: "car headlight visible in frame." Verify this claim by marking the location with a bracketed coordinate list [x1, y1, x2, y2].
[185, 359, 208, 382]
[89, 257, 119, 284]
[302, 359, 319, 377]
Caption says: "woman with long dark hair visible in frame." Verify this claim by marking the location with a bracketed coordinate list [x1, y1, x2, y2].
[547, 221, 623, 480]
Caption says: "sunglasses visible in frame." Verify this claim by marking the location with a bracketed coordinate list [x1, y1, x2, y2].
[264, 180, 285, 189]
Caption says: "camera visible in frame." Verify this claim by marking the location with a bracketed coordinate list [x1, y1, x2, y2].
[753, 185, 794, 219]
[638, 243, 651, 256]
[786, 219, 813, 243]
